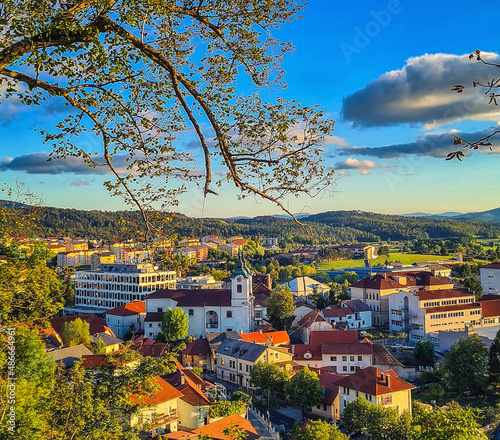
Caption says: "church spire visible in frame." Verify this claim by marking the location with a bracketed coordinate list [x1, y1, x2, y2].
[231, 248, 253, 278]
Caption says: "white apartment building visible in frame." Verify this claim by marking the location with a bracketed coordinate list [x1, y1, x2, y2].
[480, 263, 500, 295]
[66, 263, 176, 316]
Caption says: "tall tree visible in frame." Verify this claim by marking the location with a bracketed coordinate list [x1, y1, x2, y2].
[464, 276, 483, 301]
[441, 335, 488, 394]
[265, 285, 295, 330]
[414, 340, 435, 367]
[60, 318, 91, 347]
[0, 1, 335, 229]
[250, 361, 289, 411]
[341, 396, 371, 435]
[489, 329, 500, 385]
[294, 420, 348, 440]
[412, 401, 487, 440]
[161, 307, 189, 346]
[284, 367, 323, 420]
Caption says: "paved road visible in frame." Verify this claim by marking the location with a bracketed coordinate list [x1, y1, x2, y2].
[269, 410, 297, 432]
[248, 410, 275, 440]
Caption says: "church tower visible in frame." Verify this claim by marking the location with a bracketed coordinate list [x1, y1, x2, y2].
[230, 250, 253, 307]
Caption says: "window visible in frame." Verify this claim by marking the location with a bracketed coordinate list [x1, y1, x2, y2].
[343, 366, 347, 372]
[239, 363, 242, 370]
[358, 356, 362, 361]
[157, 307, 163, 313]
[342, 356, 347, 362]
[237, 284, 242, 293]
[221, 358, 224, 365]
[188, 309, 194, 316]
[226, 311, 233, 318]
[149, 323, 152, 328]
[350, 356, 354, 362]
[350, 366, 355, 372]
[330, 356, 337, 361]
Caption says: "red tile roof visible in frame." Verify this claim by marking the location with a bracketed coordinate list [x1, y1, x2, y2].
[166, 431, 198, 439]
[130, 342, 167, 357]
[193, 414, 258, 440]
[146, 289, 232, 307]
[322, 305, 354, 319]
[320, 342, 373, 355]
[49, 314, 113, 337]
[182, 338, 212, 356]
[291, 344, 322, 361]
[481, 263, 500, 269]
[480, 299, 500, 318]
[319, 372, 343, 405]
[416, 289, 473, 301]
[351, 274, 404, 290]
[239, 331, 290, 346]
[104, 301, 145, 316]
[309, 330, 358, 345]
[336, 367, 415, 396]
[129, 376, 183, 406]
[424, 303, 481, 314]
[299, 310, 328, 328]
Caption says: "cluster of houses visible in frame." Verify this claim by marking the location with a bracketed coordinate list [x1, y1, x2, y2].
[36, 234, 500, 438]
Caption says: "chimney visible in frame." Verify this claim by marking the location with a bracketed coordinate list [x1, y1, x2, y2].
[259, 329, 263, 334]
[386, 374, 391, 387]
[383, 273, 387, 279]
[180, 372, 185, 386]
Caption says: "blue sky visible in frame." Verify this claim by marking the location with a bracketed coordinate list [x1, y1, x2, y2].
[1, 1, 499, 218]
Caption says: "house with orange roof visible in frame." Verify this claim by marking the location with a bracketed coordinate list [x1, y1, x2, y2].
[104, 300, 146, 338]
[129, 376, 184, 435]
[162, 363, 212, 430]
[336, 366, 415, 415]
[298, 310, 333, 343]
[193, 414, 258, 440]
[239, 330, 290, 346]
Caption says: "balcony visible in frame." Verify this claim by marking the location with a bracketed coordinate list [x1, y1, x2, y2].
[206, 322, 219, 329]
[150, 410, 180, 428]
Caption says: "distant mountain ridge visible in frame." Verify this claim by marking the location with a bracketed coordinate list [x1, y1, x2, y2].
[402, 207, 500, 222]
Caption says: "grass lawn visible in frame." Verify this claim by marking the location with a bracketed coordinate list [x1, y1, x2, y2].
[412, 390, 500, 409]
[315, 252, 450, 271]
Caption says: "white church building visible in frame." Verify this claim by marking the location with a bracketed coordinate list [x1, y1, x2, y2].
[144, 254, 254, 339]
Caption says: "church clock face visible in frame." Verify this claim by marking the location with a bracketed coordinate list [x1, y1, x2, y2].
[237, 276, 243, 282]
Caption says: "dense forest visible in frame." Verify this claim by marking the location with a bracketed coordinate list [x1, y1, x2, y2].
[21, 206, 500, 244]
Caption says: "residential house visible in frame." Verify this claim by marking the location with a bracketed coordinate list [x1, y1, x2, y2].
[227, 236, 247, 247]
[312, 372, 343, 421]
[321, 299, 372, 330]
[239, 330, 290, 346]
[178, 238, 201, 247]
[163, 363, 212, 430]
[215, 338, 293, 389]
[332, 244, 376, 259]
[90, 251, 115, 270]
[388, 288, 480, 344]
[49, 314, 115, 338]
[479, 298, 500, 325]
[191, 245, 209, 261]
[90, 332, 123, 354]
[481, 262, 500, 295]
[193, 414, 259, 440]
[291, 301, 316, 329]
[176, 275, 223, 290]
[298, 310, 333, 343]
[130, 337, 168, 358]
[104, 300, 146, 338]
[283, 276, 330, 298]
[181, 338, 213, 371]
[49, 344, 93, 367]
[129, 376, 183, 436]
[336, 367, 415, 415]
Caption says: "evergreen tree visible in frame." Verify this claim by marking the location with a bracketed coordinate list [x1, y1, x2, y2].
[489, 329, 500, 385]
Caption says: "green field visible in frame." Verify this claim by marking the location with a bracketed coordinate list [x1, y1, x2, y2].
[315, 252, 453, 271]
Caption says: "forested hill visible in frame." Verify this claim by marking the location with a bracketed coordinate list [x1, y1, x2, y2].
[24, 206, 500, 243]
[302, 211, 499, 241]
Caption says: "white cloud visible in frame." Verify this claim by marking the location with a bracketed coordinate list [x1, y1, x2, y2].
[342, 52, 500, 127]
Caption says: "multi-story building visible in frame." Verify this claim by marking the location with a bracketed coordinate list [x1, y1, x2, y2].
[335, 367, 415, 415]
[104, 300, 146, 338]
[191, 244, 209, 261]
[178, 238, 201, 247]
[351, 272, 454, 327]
[481, 262, 500, 295]
[89, 251, 115, 270]
[215, 338, 293, 389]
[66, 263, 176, 316]
[219, 243, 240, 257]
[388, 288, 480, 344]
